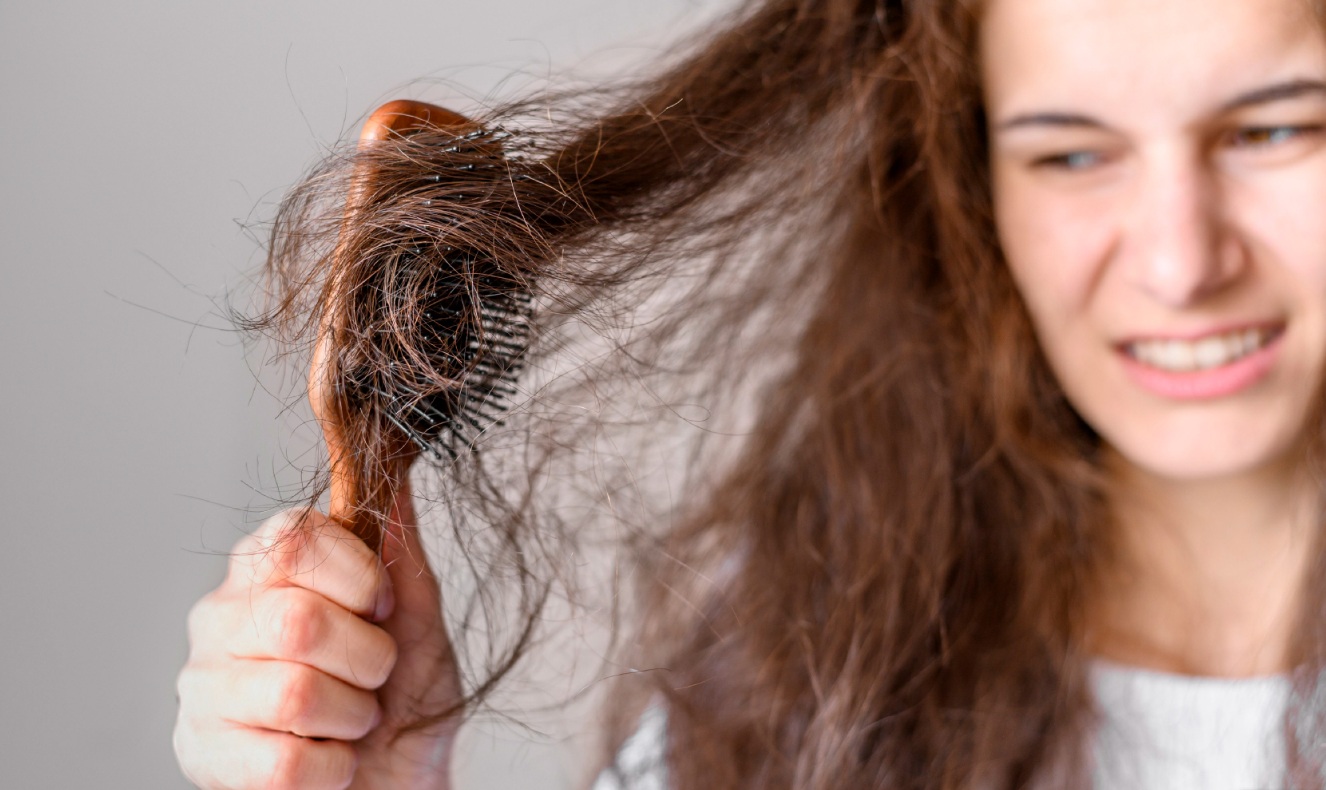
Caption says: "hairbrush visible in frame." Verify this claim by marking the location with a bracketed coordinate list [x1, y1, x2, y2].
[309, 100, 532, 551]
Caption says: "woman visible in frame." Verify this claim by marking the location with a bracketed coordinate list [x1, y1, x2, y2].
[174, 0, 1326, 786]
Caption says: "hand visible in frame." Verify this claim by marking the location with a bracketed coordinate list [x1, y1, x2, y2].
[174, 485, 461, 789]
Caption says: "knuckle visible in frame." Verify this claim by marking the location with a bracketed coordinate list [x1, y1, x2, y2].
[172, 720, 204, 785]
[264, 737, 355, 790]
[175, 665, 227, 734]
[271, 664, 320, 733]
[266, 735, 314, 788]
[265, 526, 315, 582]
[258, 508, 316, 542]
[230, 529, 264, 559]
[266, 590, 325, 661]
[184, 595, 213, 648]
[230, 528, 285, 583]
[237, 509, 327, 586]
[185, 590, 232, 652]
[174, 665, 197, 707]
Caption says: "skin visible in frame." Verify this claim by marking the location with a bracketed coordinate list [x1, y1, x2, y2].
[984, 0, 1326, 675]
[174, 487, 458, 789]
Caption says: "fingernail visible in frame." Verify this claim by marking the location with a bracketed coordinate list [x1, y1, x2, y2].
[373, 568, 395, 621]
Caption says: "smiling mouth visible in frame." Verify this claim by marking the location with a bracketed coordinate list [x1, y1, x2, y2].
[1123, 326, 1282, 373]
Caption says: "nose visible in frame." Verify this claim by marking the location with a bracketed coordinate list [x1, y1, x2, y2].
[1122, 151, 1246, 306]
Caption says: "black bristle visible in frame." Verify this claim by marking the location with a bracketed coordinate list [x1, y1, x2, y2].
[342, 125, 533, 460]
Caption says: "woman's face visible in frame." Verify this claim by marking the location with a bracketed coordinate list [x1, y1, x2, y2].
[984, 0, 1326, 482]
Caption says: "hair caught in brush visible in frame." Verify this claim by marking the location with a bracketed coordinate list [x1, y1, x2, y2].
[242, 0, 1326, 787]
[244, 68, 825, 726]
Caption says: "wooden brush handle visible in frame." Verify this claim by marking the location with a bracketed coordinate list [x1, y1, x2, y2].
[310, 100, 476, 551]
[359, 99, 471, 143]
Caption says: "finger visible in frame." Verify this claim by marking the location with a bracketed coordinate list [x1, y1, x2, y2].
[181, 659, 381, 741]
[225, 586, 398, 689]
[231, 509, 391, 620]
[175, 720, 357, 790]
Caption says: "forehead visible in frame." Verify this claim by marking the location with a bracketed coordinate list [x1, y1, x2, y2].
[980, 0, 1325, 118]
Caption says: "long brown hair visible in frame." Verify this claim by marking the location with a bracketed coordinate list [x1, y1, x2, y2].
[247, 0, 1326, 787]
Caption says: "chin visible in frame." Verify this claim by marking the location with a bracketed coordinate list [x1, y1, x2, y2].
[1102, 425, 1303, 485]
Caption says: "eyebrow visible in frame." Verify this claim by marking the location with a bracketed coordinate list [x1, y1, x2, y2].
[1218, 78, 1326, 113]
[994, 78, 1326, 133]
[994, 112, 1105, 133]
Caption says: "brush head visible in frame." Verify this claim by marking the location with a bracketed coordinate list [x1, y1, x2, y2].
[339, 124, 533, 461]
[311, 101, 533, 548]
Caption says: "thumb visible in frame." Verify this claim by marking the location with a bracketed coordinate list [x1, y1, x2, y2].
[378, 478, 447, 647]
[356, 479, 462, 783]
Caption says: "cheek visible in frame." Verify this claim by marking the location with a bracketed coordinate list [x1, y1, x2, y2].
[993, 174, 1118, 328]
[993, 174, 1126, 425]
[1238, 167, 1326, 291]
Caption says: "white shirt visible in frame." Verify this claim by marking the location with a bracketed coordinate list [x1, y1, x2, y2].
[594, 663, 1293, 790]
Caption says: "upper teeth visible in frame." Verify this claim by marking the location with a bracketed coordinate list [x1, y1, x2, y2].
[1127, 328, 1272, 372]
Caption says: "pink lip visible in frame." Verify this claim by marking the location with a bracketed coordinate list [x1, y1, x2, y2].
[1117, 326, 1283, 401]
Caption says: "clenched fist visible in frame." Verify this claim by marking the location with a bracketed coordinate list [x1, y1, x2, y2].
[175, 487, 461, 789]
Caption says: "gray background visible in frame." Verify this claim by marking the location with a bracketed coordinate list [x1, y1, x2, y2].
[0, 1, 726, 787]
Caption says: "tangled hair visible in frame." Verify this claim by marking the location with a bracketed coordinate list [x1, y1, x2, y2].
[248, 0, 1326, 787]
